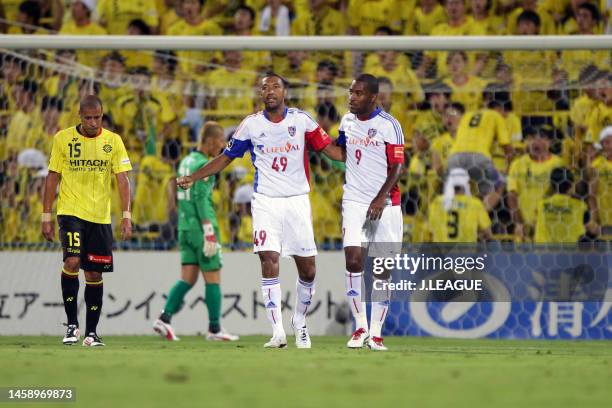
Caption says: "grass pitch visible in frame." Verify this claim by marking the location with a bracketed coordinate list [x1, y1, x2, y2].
[0, 336, 610, 408]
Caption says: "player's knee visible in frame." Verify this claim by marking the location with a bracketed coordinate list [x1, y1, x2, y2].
[345, 257, 362, 273]
[63, 258, 80, 273]
[84, 271, 102, 281]
[259, 253, 279, 278]
[298, 265, 316, 282]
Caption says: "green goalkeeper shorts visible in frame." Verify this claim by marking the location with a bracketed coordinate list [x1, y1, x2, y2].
[178, 227, 222, 272]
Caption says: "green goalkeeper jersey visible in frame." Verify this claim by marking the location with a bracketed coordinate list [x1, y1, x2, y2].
[177, 151, 217, 231]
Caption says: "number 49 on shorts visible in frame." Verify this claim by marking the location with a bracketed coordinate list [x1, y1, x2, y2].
[253, 230, 267, 246]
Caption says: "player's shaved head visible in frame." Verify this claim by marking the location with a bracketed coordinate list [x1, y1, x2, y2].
[200, 121, 225, 156]
[79, 95, 103, 112]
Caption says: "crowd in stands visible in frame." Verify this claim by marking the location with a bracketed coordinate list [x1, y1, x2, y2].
[0, 0, 610, 248]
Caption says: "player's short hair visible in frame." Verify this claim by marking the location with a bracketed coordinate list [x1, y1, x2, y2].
[354, 73, 379, 94]
[262, 72, 289, 89]
[517, 10, 541, 28]
[578, 2, 600, 22]
[200, 121, 224, 144]
[41, 96, 63, 111]
[236, 5, 256, 22]
[128, 19, 152, 35]
[550, 167, 573, 194]
[79, 95, 103, 112]
[19, 1, 41, 22]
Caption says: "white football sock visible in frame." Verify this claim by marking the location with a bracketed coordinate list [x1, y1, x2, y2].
[292, 278, 315, 328]
[345, 270, 367, 330]
[370, 279, 390, 338]
[261, 278, 285, 337]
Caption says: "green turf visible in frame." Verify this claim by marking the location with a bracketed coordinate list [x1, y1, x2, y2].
[0, 336, 611, 408]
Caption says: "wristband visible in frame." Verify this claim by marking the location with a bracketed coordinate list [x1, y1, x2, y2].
[122, 211, 131, 220]
[41, 213, 52, 222]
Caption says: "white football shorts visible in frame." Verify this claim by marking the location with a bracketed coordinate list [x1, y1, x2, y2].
[251, 192, 318, 257]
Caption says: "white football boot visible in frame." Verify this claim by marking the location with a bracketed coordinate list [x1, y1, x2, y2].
[347, 327, 369, 348]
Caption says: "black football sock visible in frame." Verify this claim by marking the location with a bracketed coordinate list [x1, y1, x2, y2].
[85, 278, 103, 334]
[61, 268, 80, 326]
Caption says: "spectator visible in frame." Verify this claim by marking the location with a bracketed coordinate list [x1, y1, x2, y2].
[443, 51, 487, 111]
[589, 127, 612, 236]
[560, 0, 603, 34]
[377, 76, 415, 147]
[534, 167, 592, 243]
[231, 5, 271, 72]
[167, 0, 223, 77]
[98, 52, 130, 121]
[346, 0, 402, 35]
[471, 0, 505, 34]
[159, 0, 181, 35]
[275, 50, 317, 85]
[6, 80, 41, 159]
[258, 0, 291, 35]
[586, 72, 612, 146]
[507, 126, 565, 241]
[7, 0, 45, 34]
[403, 0, 446, 36]
[414, 82, 452, 144]
[432, 102, 465, 176]
[97, 0, 159, 34]
[123, 19, 154, 69]
[506, 0, 557, 35]
[59, 0, 107, 68]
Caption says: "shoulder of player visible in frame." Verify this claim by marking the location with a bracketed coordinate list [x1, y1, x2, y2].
[287, 108, 318, 124]
[375, 110, 403, 142]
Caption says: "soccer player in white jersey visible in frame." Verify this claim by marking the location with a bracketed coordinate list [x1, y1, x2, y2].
[176, 73, 342, 349]
[338, 74, 405, 351]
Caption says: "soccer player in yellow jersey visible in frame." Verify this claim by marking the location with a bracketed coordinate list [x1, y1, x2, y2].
[535, 167, 588, 243]
[428, 168, 492, 243]
[448, 101, 512, 210]
[507, 127, 565, 241]
[41, 96, 132, 347]
[589, 127, 612, 235]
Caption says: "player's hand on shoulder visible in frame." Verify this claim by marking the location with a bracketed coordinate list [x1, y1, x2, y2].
[121, 218, 132, 240]
[177, 175, 193, 190]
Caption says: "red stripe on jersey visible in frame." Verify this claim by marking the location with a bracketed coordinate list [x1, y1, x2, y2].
[305, 127, 331, 152]
[386, 143, 403, 206]
[87, 254, 112, 264]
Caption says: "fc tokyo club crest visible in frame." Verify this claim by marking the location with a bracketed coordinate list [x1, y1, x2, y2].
[367, 128, 377, 139]
[288, 126, 296, 138]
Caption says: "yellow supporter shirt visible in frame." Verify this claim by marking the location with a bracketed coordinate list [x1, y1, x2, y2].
[492, 112, 523, 172]
[0, 0, 23, 23]
[591, 155, 612, 227]
[207, 67, 257, 129]
[404, 4, 446, 35]
[443, 75, 487, 112]
[5, 110, 43, 160]
[160, 7, 181, 35]
[534, 194, 586, 243]
[47, 126, 132, 224]
[368, 62, 424, 108]
[558, 50, 611, 82]
[291, 6, 346, 66]
[586, 102, 612, 144]
[429, 18, 485, 78]
[97, 0, 159, 34]
[133, 155, 174, 225]
[431, 132, 454, 172]
[570, 94, 598, 131]
[507, 154, 565, 226]
[167, 19, 223, 76]
[473, 14, 505, 35]
[347, 0, 403, 35]
[428, 194, 491, 243]
[450, 109, 510, 158]
[58, 22, 107, 68]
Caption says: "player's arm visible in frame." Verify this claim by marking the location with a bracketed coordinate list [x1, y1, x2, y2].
[193, 178, 217, 257]
[368, 163, 403, 221]
[41, 171, 60, 242]
[177, 154, 233, 190]
[116, 171, 132, 240]
[321, 139, 346, 162]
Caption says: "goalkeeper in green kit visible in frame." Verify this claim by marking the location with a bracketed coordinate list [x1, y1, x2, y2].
[153, 122, 238, 341]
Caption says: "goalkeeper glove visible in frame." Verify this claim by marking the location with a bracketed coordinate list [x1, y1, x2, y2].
[202, 222, 217, 257]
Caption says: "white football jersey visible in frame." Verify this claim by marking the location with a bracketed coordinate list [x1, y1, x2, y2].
[224, 107, 330, 197]
[338, 108, 405, 206]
